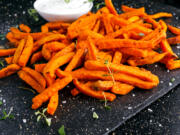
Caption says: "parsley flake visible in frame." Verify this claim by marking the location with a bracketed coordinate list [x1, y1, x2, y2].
[58, 125, 66, 135]
[93, 112, 99, 119]
[171, 77, 175, 82]
[35, 108, 52, 126]
[64, 0, 70, 3]
[28, 8, 39, 22]
[0, 107, 14, 120]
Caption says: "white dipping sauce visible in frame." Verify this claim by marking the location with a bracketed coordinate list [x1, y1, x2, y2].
[36, 0, 92, 14]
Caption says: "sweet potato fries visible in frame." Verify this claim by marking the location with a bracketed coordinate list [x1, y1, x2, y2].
[0, 0, 180, 115]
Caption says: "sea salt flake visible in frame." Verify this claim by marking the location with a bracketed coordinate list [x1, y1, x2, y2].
[169, 82, 172, 86]
[23, 119, 27, 123]
[148, 108, 153, 112]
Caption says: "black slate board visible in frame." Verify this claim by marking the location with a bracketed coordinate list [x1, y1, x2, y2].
[0, 0, 180, 135]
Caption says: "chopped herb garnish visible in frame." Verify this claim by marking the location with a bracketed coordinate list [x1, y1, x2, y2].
[104, 105, 111, 110]
[0, 101, 2, 106]
[74, 40, 77, 48]
[102, 92, 111, 110]
[28, 8, 39, 22]
[93, 112, 99, 119]
[88, 0, 94, 2]
[0, 107, 14, 120]
[104, 60, 115, 84]
[58, 125, 66, 135]
[64, 0, 70, 3]
[0, 60, 4, 67]
[171, 77, 175, 82]
[95, 2, 105, 10]
[35, 108, 52, 126]
[139, 33, 145, 36]
[18, 86, 36, 94]
[0, 34, 5, 40]
[102, 74, 110, 77]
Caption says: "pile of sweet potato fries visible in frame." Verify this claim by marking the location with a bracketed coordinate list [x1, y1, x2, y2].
[1, 0, 180, 115]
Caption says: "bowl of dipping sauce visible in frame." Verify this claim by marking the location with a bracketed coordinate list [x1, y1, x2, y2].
[34, 0, 93, 22]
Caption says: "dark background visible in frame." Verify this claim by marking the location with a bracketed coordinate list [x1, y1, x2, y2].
[0, 0, 180, 135]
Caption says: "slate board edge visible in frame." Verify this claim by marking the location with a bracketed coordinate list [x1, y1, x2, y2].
[103, 2, 180, 135]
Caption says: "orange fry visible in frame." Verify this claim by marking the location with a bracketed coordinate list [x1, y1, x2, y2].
[111, 82, 134, 95]
[0, 64, 20, 78]
[72, 68, 158, 89]
[73, 79, 116, 101]
[168, 24, 180, 35]
[112, 51, 122, 64]
[34, 64, 46, 73]
[18, 35, 33, 67]
[22, 67, 46, 89]
[0, 48, 16, 57]
[43, 52, 75, 78]
[105, 0, 118, 16]
[167, 35, 180, 44]
[5, 56, 13, 64]
[19, 24, 31, 33]
[47, 93, 59, 115]
[32, 74, 72, 109]
[65, 49, 85, 71]
[18, 70, 44, 93]
[149, 12, 172, 19]
[84, 60, 159, 83]
[30, 51, 43, 64]
[13, 39, 26, 64]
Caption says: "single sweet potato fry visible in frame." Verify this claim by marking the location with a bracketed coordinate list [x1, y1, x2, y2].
[0, 48, 16, 57]
[168, 24, 180, 35]
[41, 25, 49, 33]
[149, 12, 172, 19]
[43, 52, 75, 78]
[120, 48, 149, 57]
[18, 70, 44, 93]
[5, 56, 13, 64]
[73, 79, 116, 101]
[92, 80, 113, 91]
[33, 34, 66, 52]
[167, 35, 180, 44]
[160, 39, 177, 58]
[84, 60, 159, 83]
[112, 51, 122, 64]
[18, 35, 34, 67]
[111, 82, 134, 95]
[65, 49, 85, 71]
[13, 39, 26, 64]
[105, 0, 118, 16]
[19, 24, 31, 33]
[32, 74, 72, 109]
[34, 64, 46, 73]
[96, 39, 154, 49]
[6, 32, 19, 47]
[72, 68, 158, 89]
[47, 93, 59, 115]
[30, 51, 43, 64]
[0, 64, 20, 78]
[121, 5, 145, 13]
[22, 67, 46, 89]
[128, 52, 167, 66]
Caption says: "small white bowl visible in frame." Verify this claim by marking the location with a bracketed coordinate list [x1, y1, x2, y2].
[34, 0, 93, 22]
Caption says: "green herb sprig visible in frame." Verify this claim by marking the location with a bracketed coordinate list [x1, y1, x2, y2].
[58, 125, 66, 135]
[0, 107, 14, 120]
[28, 8, 39, 22]
[102, 92, 111, 110]
[35, 108, 52, 126]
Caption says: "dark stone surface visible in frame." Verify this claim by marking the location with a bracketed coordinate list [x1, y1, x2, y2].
[0, 0, 180, 135]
